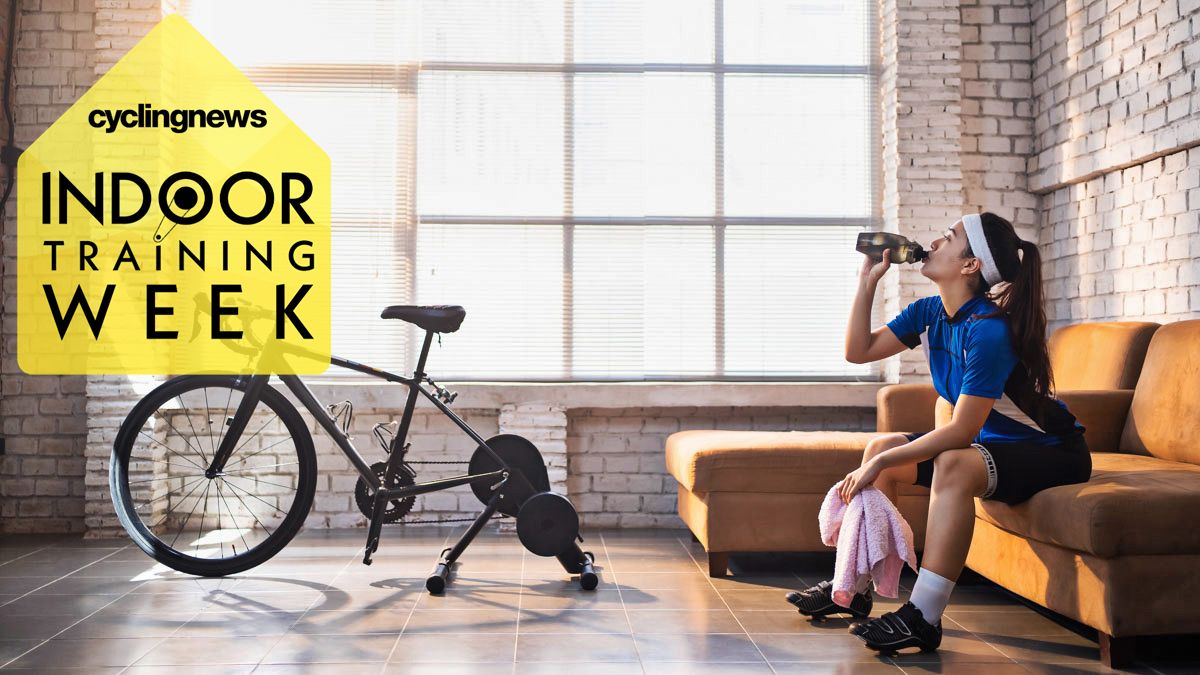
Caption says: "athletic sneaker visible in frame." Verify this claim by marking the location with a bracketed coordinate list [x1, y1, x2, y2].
[784, 579, 873, 619]
[849, 600, 942, 653]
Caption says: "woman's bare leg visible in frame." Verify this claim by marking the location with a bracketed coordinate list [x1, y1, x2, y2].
[862, 433, 919, 506]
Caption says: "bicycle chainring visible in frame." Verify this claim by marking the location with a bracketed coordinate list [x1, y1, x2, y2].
[355, 461, 417, 523]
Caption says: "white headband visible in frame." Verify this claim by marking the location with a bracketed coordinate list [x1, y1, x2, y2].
[962, 213, 1003, 286]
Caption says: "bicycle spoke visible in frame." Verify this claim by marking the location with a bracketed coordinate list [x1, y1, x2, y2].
[220, 412, 280, 468]
[224, 435, 294, 471]
[171, 480, 211, 550]
[178, 395, 211, 466]
[136, 475, 207, 513]
[215, 479, 253, 555]
[203, 387, 217, 457]
[159, 413, 209, 466]
[127, 473, 206, 487]
[221, 461, 300, 474]
[220, 473, 296, 493]
[137, 429, 206, 472]
[220, 478, 278, 537]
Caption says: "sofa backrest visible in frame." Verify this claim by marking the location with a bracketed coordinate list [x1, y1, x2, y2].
[1047, 321, 1159, 390]
[1118, 320, 1200, 464]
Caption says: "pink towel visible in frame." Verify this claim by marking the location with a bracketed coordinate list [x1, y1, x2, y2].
[818, 481, 918, 607]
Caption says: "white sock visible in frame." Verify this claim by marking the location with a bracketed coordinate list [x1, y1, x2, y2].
[853, 573, 871, 594]
[908, 568, 955, 625]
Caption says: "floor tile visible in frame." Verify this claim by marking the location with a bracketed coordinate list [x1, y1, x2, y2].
[255, 665, 387, 675]
[134, 635, 278, 665]
[389, 632, 517, 663]
[516, 634, 639, 662]
[614, 572, 713, 591]
[56, 610, 198, 639]
[514, 664, 645, 675]
[626, 609, 744, 634]
[520, 588, 624, 610]
[261, 633, 398, 663]
[0, 613, 81, 640]
[403, 608, 518, 633]
[518, 608, 632, 634]
[172, 610, 304, 637]
[124, 662, 255, 667]
[0, 577, 58, 595]
[289, 609, 411, 635]
[642, 664, 775, 674]
[633, 633, 765, 662]
[769, 663, 902, 673]
[734, 610, 855, 635]
[0, 593, 118, 616]
[6, 637, 164, 669]
[0, 639, 43, 665]
[617, 586, 728, 610]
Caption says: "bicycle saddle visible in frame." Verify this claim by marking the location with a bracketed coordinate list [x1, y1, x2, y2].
[381, 305, 466, 333]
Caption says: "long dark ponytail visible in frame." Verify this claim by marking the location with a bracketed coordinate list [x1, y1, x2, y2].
[963, 212, 1054, 401]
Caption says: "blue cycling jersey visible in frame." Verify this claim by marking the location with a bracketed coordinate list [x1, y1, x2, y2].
[886, 293, 1085, 446]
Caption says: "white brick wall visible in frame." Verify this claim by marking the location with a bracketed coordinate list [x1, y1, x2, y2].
[1031, 0, 1200, 328]
[1040, 147, 1200, 331]
[0, 0, 98, 533]
[960, 0, 1039, 241]
[879, 0, 966, 382]
[1029, 0, 1200, 191]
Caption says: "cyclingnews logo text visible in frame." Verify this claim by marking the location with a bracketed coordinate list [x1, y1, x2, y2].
[88, 103, 268, 134]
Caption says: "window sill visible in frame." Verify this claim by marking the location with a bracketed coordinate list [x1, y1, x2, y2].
[303, 380, 885, 410]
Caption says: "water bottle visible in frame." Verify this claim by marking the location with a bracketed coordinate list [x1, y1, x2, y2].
[856, 232, 928, 264]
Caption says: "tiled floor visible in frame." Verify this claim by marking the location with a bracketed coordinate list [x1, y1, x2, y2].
[0, 528, 1191, 673]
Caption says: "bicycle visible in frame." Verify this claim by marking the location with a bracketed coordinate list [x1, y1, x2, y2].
[109, 301, 599, 594]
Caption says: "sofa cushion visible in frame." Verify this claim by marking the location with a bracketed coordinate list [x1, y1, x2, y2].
[1047, 321, 1158, 390]
[975, 451, 1200, 558]
[665, 430, 930, 495]
[1118, 319, 1200, 464]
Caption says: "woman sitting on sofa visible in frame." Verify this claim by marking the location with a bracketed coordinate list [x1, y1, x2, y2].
[787, 212, 1090, 654]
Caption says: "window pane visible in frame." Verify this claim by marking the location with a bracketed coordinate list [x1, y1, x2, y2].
[416, 224, 564, 379]
[573, 73, 714, 217]
[256, 84, 410, 375]
[725, 0, 871, 66]
[724, 225, 872, 378]
[185, 0, 415, 67]
[574, 0, 714, 64]
[418, 71, 564, 216]
[573, 225, 715, 378]
[421, 0, 564, 63]
[724, 75, 871, 217]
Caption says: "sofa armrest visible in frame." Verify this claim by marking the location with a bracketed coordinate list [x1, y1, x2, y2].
[1056, 389, 1135, 453]
[877, 383, 939, 434]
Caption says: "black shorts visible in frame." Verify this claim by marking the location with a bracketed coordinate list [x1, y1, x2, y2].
[902, 432, 1091, 506]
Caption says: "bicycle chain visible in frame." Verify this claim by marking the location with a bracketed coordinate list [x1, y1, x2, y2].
[396, 514, 512, 525]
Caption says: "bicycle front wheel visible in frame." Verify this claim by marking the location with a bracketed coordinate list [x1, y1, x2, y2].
[110, 375, 317, 576]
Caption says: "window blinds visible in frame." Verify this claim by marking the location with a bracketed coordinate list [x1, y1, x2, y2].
[180, 0, 879, 382]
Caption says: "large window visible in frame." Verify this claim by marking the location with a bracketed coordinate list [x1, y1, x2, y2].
[184, 0, 878, 382]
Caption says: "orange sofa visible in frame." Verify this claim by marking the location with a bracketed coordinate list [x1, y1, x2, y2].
[666, 320, 1162, 667]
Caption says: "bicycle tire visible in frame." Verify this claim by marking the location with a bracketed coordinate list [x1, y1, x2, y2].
[110, 375, 317, 577]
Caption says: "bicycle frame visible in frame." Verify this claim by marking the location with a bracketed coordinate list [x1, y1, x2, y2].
[205, 329, 526, 505]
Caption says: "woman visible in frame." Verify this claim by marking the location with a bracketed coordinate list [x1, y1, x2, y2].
[786, 212, 1090, 654]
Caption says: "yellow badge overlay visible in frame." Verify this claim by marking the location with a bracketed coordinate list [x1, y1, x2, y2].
[17, 15, 330, 375]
